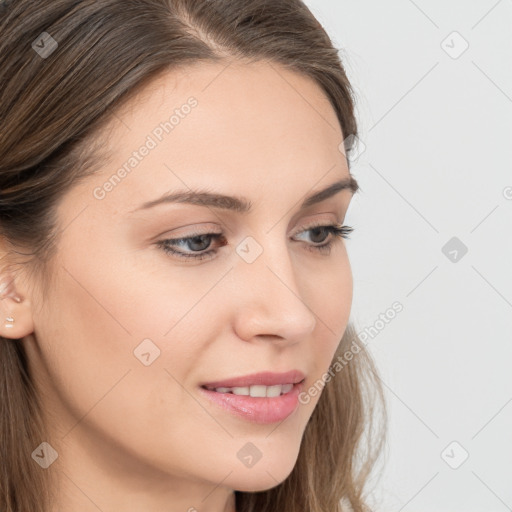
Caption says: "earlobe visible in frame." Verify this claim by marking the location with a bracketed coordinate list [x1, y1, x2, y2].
[0, 276, 34, 339]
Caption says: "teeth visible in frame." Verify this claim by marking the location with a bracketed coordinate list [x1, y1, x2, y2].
[208, 383, 295, 397]
[281, 383, 293, 393]
[266, 385, 282, 398]
[232, 386, 250, 395]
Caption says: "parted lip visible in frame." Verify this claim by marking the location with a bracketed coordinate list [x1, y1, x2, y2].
[200, 370, 306, 389]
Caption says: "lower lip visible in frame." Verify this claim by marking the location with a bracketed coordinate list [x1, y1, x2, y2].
[198, 382, 304, 424]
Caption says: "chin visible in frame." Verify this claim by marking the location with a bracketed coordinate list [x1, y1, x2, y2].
[227, 458, 298, 493]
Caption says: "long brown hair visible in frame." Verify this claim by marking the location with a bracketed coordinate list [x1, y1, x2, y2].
[0, 1, 387, 511]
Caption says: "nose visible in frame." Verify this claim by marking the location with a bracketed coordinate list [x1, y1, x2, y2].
[231, 239, 317, 345]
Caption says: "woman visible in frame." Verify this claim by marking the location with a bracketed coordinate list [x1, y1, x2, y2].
[0, 1, 387, 511]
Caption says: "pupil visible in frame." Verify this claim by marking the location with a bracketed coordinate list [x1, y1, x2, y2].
[189, 235, 210, 251]
[310, 227, 326, 243]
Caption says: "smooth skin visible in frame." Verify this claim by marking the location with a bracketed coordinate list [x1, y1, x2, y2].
[0, 59, 356, 512]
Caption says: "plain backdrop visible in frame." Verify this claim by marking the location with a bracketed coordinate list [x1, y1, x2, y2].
[302, 1, 512, 511]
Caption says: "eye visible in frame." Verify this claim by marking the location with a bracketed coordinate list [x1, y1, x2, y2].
[293, 222, 354, 255]
[156, 223, 354, 261]
[156, 232, 227, 261]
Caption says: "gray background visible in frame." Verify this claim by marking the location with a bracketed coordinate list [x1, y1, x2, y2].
[303, 1, 512, 511]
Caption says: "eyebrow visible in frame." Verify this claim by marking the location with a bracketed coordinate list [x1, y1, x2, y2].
[131, 176, 359, 214]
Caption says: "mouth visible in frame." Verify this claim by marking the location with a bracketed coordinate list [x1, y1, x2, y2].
[200, 369, 306, 390]
[201, 382, 297, 397]
[198, 371, 306, 424]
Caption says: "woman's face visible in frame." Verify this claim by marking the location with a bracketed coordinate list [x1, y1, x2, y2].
[20, 60, 356, 509]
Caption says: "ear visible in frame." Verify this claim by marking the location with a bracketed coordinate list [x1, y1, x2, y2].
[0, 274, 34, 339]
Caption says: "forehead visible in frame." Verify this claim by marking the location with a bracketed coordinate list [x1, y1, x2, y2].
[75, 60, 349, 218]
[108, 59, 342, 154]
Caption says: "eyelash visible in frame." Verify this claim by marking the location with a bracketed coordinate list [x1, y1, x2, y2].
[156, 222, 354, 261]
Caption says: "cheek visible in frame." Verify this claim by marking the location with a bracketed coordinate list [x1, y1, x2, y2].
[31, 272, 137, 427]
[310, 253, 353, 330]
[32, 266, 210, 470]
[305, 255, 353, 374]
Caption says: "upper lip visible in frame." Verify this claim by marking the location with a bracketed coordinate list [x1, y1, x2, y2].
[201, 370, 306, 389]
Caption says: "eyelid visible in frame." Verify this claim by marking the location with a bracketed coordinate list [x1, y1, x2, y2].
[158, 223, 223, 239]
[156, 213, 343, 239]
[290, 216, 343, 237]
[164, 219, 344, 241]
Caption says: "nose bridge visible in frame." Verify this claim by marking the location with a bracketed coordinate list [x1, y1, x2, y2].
[231, 232, 317, 342]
